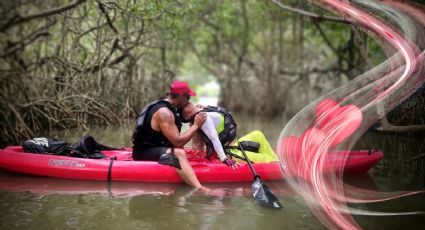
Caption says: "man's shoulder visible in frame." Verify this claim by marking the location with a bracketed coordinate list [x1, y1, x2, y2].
[153, 107, 174, 121]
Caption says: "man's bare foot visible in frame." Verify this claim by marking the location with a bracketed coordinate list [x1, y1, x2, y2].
[194, 186, 232, 197]
[195, 186, 211, 194]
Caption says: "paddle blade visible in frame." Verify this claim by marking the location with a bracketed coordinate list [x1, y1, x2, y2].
[252, 177, 283, 209]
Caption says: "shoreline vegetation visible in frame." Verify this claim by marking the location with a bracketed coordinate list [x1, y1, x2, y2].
[1, 1, 424, 148]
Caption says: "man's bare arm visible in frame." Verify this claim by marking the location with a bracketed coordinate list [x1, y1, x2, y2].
[155, 108, 206, 147]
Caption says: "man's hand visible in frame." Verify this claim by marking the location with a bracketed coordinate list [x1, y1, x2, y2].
[193, 112, 207, 127]
[223, 158, 239, 170]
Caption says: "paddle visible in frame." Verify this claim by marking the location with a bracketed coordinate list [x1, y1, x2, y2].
[237, 141, 283, 209]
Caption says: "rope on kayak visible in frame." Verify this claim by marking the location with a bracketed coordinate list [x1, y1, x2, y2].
[107, 157, 116, 181]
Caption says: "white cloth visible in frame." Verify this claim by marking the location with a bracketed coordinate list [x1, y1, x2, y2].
[200, 112, 227, 161]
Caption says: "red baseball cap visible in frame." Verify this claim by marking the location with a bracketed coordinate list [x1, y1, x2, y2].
[170, 81, 197, 96]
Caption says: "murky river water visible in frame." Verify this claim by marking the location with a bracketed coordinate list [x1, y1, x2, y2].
[1, 115, 424, 229]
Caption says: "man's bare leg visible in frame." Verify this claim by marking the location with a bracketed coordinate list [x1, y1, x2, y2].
[172, 149, 209, 191]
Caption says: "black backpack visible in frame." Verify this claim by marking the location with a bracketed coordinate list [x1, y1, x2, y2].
[70, 135, 106, 159]
[22, 136, 117, 159]
[22, 138, 70, 155]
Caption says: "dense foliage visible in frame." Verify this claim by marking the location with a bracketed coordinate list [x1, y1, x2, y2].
[0, 0, 386, 146]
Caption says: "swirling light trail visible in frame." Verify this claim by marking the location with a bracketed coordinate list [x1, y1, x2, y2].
[277, 0, 425, 229]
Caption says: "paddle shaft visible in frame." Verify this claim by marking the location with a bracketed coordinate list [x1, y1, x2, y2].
[237, 140, 283, 209]
[237, 141, 258, 178]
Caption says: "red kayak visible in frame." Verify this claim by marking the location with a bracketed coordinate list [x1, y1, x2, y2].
[0, 146, 383, 182]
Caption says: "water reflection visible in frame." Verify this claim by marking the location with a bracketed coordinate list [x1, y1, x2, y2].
[0, 170, 326, 230]
[0, 171, 176, 197]
[126, 182, 322, 230]
[0, 170, 294, 198]
[128, 187, 230, 230]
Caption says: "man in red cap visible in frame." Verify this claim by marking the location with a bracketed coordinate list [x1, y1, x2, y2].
[132, 81, 208, 191]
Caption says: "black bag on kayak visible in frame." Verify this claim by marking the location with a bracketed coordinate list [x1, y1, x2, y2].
[70, 135, 107, 159]
[22, 138, 71, 155]
[22, 135, 118, 159]
[223, 141, 260, 163]
[226, 141, 260, 153]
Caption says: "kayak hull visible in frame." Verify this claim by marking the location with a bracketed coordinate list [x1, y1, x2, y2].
[0, 147, 383, 182]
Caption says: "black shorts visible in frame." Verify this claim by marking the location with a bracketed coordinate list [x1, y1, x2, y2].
[132, 146, 168, 161]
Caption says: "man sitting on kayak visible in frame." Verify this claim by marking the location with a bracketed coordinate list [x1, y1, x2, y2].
[132, 81, 208, 191]
[182, 102, 278, 165]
